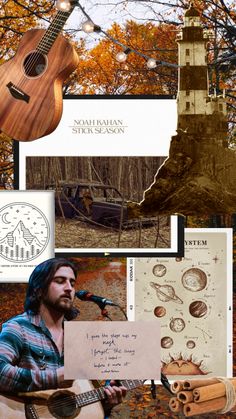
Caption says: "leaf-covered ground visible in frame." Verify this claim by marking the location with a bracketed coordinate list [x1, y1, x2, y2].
[73, 260, 127, 321]
[110, 384, 236, 418]
[55, 218, 170, 249]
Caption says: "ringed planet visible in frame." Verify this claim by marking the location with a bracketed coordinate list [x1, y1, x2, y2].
[150, 282, 183, 304]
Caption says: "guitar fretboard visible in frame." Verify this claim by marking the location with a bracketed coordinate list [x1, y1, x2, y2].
[75, 380, 144, 407]
[75, 386, 105, 407]
[37, 9, 74, 55]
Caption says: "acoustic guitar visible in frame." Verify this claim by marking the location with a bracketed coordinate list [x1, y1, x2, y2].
[0, 4, 79, 141]
[0, 379, 144, 419]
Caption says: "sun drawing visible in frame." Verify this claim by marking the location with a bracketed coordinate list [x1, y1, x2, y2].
[162, 353, 210, 375]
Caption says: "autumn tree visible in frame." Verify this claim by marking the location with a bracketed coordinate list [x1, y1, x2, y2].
[1, 1, 234, 98]
[70, 0, 235, 123]
[66, 20, 178, 94]
[0, 133, 14, 189]
[0, 0, 56, 63]
[0, 1, 234, 123]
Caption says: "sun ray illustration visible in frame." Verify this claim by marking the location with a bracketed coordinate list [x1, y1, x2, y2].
[162, 353, 210, 376]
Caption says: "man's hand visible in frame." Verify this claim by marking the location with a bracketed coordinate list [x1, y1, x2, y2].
[103, 380, 127, 414]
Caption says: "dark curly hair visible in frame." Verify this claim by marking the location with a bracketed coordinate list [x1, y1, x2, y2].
[24, 258, 79, 320]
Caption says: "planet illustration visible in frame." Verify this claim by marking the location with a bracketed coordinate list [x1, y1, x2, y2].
[161, 336, 173, 349]
[182, 268, 207, 292]
[154, 306, 166, 317]
[169, 318, 185, 333]
[150, 282, 183, 304]
[152, 264, 167, 277]
[189, 301, 208, 318]
[186, 340, 196, 349]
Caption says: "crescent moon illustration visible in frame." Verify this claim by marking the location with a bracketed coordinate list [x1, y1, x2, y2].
[1, 212, 11, 224]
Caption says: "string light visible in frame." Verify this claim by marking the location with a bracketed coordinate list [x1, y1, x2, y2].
[57, 1, 233, 99]
[82, 20, 101, 33]
[74, 2, 179, 70]
[146, 58, 157, 69]
[81, 18, 178, 68]
[116, 51, 127, 62]
[56, 0, 72, 12]
[116, 48, 131, 63]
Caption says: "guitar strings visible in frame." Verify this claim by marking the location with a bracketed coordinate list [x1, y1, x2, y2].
[21, 10, 65, 81]
[32, 390, 105, 414]
[17, 10, 61, 87]
[16, 18, 52, 86]
[30, 381, 143, 414]
[17, 9, 71, 88]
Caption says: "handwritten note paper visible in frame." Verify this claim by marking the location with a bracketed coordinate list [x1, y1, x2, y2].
[64, 321, 160, 379]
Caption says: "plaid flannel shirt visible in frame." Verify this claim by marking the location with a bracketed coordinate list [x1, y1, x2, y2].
[0, 312, 63, 393]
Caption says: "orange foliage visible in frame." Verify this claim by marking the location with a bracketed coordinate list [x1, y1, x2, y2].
[0, 0, 55, 63]
[71, 21, 178, 95]
[0, 133, 14, 189]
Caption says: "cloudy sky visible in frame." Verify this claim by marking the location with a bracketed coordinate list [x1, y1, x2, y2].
[64, 0, 180, 47]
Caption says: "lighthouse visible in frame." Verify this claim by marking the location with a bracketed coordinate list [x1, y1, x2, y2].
[128, 2, 236, 217]
[176, 3, 228, 146]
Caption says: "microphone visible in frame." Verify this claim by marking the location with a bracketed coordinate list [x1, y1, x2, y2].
[75, 290, 118, 308]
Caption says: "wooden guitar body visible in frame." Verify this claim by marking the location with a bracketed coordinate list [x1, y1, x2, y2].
[0, 380, 104, 419]
[0, 29, 78, 141]
[0, 380, 145, 419]
[0, 378, 144, 418]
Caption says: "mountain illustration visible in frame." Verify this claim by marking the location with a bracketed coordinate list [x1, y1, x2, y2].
[0, 220, 43, 250]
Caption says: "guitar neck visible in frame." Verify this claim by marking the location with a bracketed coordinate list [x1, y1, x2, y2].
[75, 380, 144, 407]
[37, 6, 75, 55]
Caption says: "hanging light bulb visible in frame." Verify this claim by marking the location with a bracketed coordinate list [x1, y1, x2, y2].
[56, 0, 72, 12]
[116, 51, 127, 63]
[116, 48, 131, 63]
[82, 21, 95, 33]
[82, 20, 101, 33]
[147, 58, 157, 69]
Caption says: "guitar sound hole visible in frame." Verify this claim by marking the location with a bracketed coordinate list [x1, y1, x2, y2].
[23, 52, 47, 77]
[48, 391, 78, 419]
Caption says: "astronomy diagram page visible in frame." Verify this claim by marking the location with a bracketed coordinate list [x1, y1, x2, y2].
[135, 229, 232, 379]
